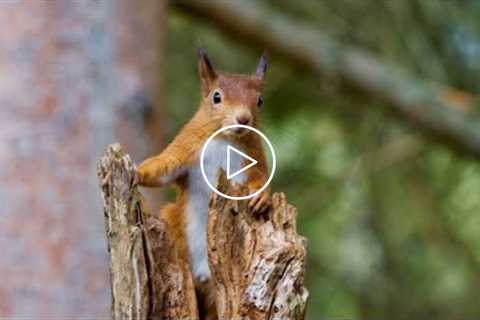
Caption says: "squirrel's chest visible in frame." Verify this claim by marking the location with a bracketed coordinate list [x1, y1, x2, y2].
[186, 138, 247, 279]
[189, 138, 247, 196]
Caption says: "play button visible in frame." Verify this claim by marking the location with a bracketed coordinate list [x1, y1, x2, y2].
[200, 124, 276, 200]
[227, 145, 258, 180]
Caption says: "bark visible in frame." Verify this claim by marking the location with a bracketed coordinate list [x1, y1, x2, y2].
[171, 0, 480, 160]
[97, 144, 198, 320]
[97, 144, 308, 319]
[0, 1, 165, 316]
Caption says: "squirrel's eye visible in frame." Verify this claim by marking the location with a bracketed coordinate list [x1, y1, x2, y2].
[257, 95, 264, 108]
[212, 91, 222, 104]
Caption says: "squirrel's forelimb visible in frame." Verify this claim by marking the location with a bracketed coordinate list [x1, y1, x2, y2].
[137, 154, 187, 187]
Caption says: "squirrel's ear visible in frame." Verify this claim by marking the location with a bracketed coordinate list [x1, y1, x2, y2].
[255, 51, 268, 80]
[197, 48, 217, 95]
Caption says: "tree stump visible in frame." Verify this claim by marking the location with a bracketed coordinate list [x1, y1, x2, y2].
[97, 143, 308, 319]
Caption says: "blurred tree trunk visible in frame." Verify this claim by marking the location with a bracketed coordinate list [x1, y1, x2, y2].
[0, 1, 165, 317]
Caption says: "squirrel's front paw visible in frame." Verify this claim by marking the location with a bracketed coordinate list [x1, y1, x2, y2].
[136, 166, 148, 186]
[248, 188, 271, 214]
[136, 162, 157, 186]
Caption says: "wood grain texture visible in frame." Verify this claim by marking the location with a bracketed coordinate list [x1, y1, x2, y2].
[208, 173, 308, 320]
[97, 144, 198, 320]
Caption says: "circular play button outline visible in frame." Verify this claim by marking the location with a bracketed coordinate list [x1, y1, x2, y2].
[200, 124, 276, 200]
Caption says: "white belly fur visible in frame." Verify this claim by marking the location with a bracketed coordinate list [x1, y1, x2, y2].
[186, 138, 247, 280]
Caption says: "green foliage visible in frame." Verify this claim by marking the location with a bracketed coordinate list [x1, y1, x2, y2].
[166, 2, 480, 318]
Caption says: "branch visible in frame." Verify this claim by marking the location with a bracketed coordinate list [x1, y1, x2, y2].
[171, 0, 480, 160]
[209, 173, 308, 320]
[97, 144, 198, 320]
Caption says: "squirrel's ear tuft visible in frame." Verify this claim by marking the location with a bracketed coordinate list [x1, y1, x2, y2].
[255, 51, 268, 80]
[197, 48, 217, 95]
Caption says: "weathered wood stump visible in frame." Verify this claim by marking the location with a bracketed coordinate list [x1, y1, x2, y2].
[97, 143, 308, 320]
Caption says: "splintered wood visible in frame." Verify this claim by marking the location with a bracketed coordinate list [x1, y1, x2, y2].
[97, 144, 308, 320]
[208, 173, 308, 320]
[97, 144, 197, 320]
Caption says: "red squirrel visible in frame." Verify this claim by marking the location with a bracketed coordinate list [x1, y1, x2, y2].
[137, 49, 270, 319]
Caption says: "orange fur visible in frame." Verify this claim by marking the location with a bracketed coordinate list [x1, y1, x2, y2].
[137, 50, 270, 319]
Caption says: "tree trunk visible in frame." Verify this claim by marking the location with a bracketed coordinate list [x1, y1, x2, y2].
[0, 1, 165, 316]
[97, 144, 308, 320]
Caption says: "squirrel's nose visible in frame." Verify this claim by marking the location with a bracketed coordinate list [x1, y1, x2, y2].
[236, 115, 251, 125]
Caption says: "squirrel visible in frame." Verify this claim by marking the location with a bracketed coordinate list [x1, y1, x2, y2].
[137, 48, 271, 319]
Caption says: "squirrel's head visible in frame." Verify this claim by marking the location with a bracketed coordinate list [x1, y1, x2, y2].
[197, 48, 267, 137]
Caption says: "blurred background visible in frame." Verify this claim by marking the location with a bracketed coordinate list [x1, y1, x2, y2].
[1, 1, 480, 319]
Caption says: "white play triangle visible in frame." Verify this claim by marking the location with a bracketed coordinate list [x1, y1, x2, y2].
[226, 145, 258, 180]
